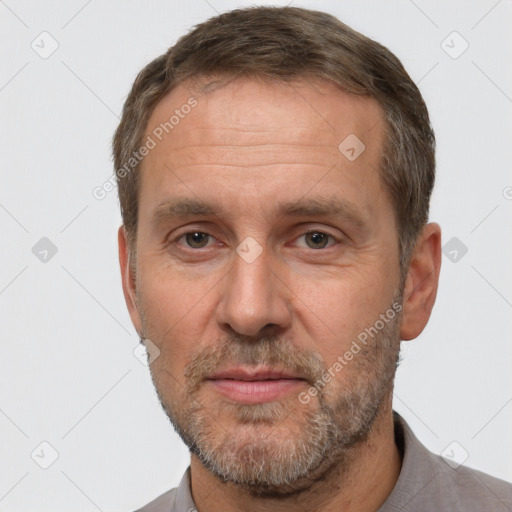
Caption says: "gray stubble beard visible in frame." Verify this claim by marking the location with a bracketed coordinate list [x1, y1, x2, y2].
[146, 296, 402, 497]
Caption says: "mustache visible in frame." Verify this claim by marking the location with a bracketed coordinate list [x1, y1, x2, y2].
[184, 334, 327, 393]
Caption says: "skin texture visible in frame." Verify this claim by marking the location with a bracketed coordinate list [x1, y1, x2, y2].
[119, 78, 441, 512]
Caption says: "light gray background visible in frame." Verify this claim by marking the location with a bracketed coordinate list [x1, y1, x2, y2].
[1, 1, 511, 511]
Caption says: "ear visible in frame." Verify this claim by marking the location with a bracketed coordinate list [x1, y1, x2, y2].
[400, 223, 442, 341]
[118, 225, 143, 336]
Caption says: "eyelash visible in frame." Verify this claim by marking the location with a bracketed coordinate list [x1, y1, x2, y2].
[168, 230, 339, 251]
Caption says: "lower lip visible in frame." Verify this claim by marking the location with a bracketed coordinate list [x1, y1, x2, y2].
[207, 379, 305, 404]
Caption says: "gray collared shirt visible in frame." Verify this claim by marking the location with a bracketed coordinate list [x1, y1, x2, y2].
[135, 412, 512, 511]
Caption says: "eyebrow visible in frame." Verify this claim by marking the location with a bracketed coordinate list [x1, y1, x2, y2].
[150, 196, 368, 230]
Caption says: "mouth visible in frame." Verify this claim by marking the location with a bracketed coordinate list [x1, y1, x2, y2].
[205, 366, 307, 404]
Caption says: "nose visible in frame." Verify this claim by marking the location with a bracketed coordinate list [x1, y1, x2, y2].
[215, 243, 292, 337]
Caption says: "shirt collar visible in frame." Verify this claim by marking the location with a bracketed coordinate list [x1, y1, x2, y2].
[173, 466, 194, 512]
[377, 411, 438, 511]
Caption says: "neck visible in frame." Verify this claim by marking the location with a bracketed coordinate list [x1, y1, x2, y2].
[190, 395, 402, 512]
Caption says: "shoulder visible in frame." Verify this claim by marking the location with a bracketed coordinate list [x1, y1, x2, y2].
[133, 467, 194, 512]
[381, 413, 512, 511]
[426, 450, 512, 509]
[133, 487, 178, 512]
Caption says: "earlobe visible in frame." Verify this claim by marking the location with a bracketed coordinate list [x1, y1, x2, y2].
[399, 223, 442, 341]
[118, 226, 142, 336]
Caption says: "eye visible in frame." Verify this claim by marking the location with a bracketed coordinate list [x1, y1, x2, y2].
[296, 231, 337, 249]
[177, 231, 213, 249]
[169, 229, 339, 252]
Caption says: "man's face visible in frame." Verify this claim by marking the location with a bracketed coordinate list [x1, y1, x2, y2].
[125, 78, 404, 493]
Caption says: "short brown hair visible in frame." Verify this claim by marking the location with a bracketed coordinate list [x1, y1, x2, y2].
[113, 6, 435, 274]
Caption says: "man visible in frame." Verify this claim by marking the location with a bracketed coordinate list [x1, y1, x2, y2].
[114, 6, 512, 512]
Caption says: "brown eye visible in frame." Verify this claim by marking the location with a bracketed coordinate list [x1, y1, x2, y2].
[185, 232, 210, 248]
[304, 231, 330, 249]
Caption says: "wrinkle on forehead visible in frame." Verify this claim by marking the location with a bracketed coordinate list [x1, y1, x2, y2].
[144, 77, 384, 154]
[138, 77, 391, 239]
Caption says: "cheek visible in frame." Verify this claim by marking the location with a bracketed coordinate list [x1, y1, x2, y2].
[295, 269, 395, 357]
[300, 269, 389, 322]
[138, 265, 217, 376]
[139, 261, 205, 326]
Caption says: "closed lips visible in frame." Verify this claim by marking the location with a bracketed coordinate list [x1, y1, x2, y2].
[207, 367, 305, 381]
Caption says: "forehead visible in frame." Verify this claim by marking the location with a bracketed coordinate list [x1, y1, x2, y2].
[138, 77, 390, 227]
[145, 77, 384, 152]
